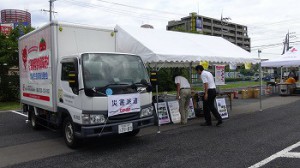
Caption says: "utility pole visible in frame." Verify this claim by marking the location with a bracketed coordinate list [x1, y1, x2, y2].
[41, 0, 57, 22]
[282, 31, 296, 54]
[49, 0, 56, 22]
[220, 13, 231, 38]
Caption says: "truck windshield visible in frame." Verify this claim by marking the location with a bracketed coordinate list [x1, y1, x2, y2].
[82, 53, 149, 89]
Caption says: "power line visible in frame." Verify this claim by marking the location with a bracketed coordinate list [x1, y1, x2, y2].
[60, 0, 178, 21]
[94, 0, 185, 16]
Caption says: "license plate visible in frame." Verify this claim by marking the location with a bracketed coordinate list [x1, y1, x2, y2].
[118, 123, 133, 134]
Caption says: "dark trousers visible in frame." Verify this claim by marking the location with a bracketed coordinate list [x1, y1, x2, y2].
[203, 89, 222, 124]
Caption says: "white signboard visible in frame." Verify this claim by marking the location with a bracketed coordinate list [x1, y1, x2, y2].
[108, 93, 140, 117]
[167, 101, 181, 124]
[216, 98, 229, 119]
[188, 98, 196, 119]
[154, 102, 171, 125]
[215, 65, 225, 85]
[19, 26, 53, 108]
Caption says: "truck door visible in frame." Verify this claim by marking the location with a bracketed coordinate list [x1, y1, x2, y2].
[58, 58, 82, 122]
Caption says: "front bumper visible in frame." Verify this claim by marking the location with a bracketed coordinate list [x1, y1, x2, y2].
[74, 116, 154, 138]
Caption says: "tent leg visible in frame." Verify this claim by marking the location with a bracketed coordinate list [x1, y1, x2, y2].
[280, 66, 283, 83]
[189, 62, 192, 84]
[258, 50, 263, 112]
[155, 84, 160, 134]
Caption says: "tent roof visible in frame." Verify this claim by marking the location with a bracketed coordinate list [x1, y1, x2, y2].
[115, 25, 257, 67]
[261, 45, 300, 67]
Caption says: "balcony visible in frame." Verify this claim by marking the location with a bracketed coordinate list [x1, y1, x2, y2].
[203, 22, 212, 26]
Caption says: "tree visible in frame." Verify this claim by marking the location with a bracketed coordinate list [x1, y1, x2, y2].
[0, 25, 34, 101]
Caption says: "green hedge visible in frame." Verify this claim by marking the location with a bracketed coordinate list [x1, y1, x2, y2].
[0, 75, 19, 102]
[225, 78, 251, 82]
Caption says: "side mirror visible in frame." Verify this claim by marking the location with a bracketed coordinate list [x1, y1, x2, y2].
[141, 79, 152, 92]
[68, 71, 78, 88]
[84, 88, 95, 97]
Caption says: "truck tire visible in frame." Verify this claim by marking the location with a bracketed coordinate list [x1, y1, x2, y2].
[30, 111, 40, 130]
[63, 117, 79, 148]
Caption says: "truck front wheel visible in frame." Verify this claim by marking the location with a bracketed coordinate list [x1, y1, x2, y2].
[63, 117, 79, 148]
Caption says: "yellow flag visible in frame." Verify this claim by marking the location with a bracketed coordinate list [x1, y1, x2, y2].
[200, 61, 209, 69]
[244, 63, 252, 70]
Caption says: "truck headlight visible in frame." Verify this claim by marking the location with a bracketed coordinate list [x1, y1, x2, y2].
[82, 114, 90, 124]
[82, 114, 106, 124]
[90, 114, 106, 124]
[140, 106, 154, 117]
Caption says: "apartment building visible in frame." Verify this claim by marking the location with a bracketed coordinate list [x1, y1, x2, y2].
[167, 13, 251, 52]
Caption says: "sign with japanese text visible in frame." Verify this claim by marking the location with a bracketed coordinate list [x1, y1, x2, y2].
[0, 23, 13, 35]
[19, 26, 53, 108]
[108, 93, 141, 117]
[216, 98, 229, 119]
[167, 101, 181, 124]
[196, 18, 203, 31]
[154, 102, 171, 125]
[215, 65, 225, 85]
[188, 98, 196, 119]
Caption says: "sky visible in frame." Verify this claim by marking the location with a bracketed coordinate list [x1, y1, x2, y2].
[1, 0, 300, 59]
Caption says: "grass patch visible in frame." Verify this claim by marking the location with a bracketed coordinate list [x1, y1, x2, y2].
[218, 81, 261, 90]
[154, 81, 262, 95]
[0, 101, 21, 111]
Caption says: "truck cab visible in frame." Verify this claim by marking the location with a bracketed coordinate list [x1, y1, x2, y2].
[57, 52, 154, 147]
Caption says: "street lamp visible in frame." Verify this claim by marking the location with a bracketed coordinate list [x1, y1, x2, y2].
[258, 49, 262, 111]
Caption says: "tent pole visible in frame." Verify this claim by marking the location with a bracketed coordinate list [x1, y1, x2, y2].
[280, 66, 283, 83]
[258, 50, 263, 112]
[156, 84, 160, 133]
[155, 65, 160, 134]
[189, 62, 193, 84]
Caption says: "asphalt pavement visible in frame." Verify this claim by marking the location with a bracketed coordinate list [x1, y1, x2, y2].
[1, 93, 300, 168]
[140, 93, 300, 136]
[0, 96, 300, 168]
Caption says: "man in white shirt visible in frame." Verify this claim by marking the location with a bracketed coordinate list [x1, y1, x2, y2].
[174, 75, 191, 125]
[195, 65, 222, 126]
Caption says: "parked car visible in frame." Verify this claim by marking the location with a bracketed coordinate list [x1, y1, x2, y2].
[238, 74, 251, 81]
[251, 73, 260, 81]
[263, 73, 277, 82]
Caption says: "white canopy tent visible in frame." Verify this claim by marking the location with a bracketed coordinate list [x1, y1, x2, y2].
[261, 45, 300, 86]
[114, 25, 264, 124]
[261, 45, 300, 67]
[115, 25, 258, 68]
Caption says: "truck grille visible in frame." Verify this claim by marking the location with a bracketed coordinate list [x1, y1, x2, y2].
[108, 112, 139, 122]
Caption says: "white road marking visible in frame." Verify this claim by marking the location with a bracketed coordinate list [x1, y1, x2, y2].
[10, 110, 27, 117]
[248, 141, 300, 168]
[281, 152, 300, 158]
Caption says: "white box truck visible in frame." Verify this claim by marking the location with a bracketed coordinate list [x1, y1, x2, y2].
[18, 21, 154, 148]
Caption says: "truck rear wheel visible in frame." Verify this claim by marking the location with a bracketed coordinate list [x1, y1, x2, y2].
[30, 111, 40, 130]
[63, 117, 79, 148]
